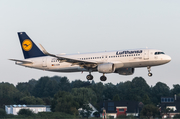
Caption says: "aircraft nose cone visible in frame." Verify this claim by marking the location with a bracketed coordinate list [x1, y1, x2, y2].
[166, 55, 171, 62]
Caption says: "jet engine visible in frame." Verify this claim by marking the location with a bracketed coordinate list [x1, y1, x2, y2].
[97, 63, 115, 73]
[115, 68, 134, 75]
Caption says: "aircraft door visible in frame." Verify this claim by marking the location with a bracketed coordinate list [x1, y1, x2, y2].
[42, 58, 47, 67]
[143, 49, 149, 60]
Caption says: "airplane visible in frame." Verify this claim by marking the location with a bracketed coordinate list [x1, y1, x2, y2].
[10, 32, 171, 81]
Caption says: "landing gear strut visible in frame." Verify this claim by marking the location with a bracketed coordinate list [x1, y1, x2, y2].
[147, 66, 152, 77]
[86, 69, 93, 81]
[100, 74, 107, 81]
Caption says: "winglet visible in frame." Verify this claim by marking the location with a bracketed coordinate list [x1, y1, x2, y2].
[39, 44, 56, 57]
[39, 44, 49, 55]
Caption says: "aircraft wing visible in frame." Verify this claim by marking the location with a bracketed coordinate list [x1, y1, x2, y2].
[39, 44, 98, 68]
[9, 59, 33, 64]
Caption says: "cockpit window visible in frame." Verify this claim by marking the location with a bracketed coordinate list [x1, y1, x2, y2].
[155, 52, 165, 55]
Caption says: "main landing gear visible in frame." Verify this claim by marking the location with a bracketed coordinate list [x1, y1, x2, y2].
[147, 66, 152, 77]
[86, 73, 107, 81]
[100, 74, 107, 81]
[86, 74, 93, 80]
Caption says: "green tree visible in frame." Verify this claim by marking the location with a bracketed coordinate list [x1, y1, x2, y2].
[0, 108, 6, 117]
[116, 81, 131, 100]
[51, 91, 79, 115]
[131, 77, 151, 101]
[142, 94, 151, 105]
[0, 82, 24, 108]
[71, 87, 97, 107]
[71, 80, 91, 89]
[140, 104, 160, 119]
[18, 109, 34, 116]
[31, 76, 59, 97]
[152, 82, 170, 104]
[16, 79, 37, 95]
[71, 80, 85, 88]
[103, 83, 118, 100]
[89, 82, 104, 103]
[52, 76, 71, 91]
[42, 97, 52, 105]
[113, 94, 120, 101]
[20, 96, 45, 105]
[171, 84, 180, 96]
[116, 77, 151, 102]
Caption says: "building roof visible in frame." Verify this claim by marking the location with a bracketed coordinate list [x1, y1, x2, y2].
[45, 105, 51, 108]
[5, 105, 10, 108]
[5, 105, 48, 108]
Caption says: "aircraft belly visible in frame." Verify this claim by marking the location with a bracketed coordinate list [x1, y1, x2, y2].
[148, 60, 169, 66]
[49, 66, 87, 72]
[122, 61, 150, 68]
[121, 60, 168, 68]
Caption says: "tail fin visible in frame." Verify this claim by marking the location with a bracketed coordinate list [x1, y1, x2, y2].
[18, 32, 46, 59]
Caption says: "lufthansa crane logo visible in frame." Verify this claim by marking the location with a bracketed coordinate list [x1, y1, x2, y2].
[22, 39, 33, 51]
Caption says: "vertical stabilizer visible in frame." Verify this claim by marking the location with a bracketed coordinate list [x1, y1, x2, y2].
[18, 32, 46, 59]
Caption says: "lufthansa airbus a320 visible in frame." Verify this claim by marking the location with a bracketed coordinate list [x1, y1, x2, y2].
[10, 32, 171, 81]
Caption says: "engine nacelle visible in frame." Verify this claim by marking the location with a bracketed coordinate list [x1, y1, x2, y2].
[115, 68, 134, 75]
[97, 63, 115, 73]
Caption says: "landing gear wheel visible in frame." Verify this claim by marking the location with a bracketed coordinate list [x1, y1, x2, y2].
[86, 74, 93, 80]
[100, 76, 107, 81]
[147, 66, 153, 77]
[148, 73, 152, 77]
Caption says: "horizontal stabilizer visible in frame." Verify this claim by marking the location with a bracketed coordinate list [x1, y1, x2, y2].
[9, 59, 33, 64]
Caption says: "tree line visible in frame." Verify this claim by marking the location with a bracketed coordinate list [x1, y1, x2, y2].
[0, 76, 180, 118]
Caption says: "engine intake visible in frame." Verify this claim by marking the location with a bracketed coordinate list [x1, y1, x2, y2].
[97, 63, 115, 73]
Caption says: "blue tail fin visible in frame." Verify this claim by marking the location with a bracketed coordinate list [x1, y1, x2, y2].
[18, 32, 46, 59]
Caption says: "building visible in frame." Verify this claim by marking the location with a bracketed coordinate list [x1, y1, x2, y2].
[100, 101, 142, 118]
[5, 105, 51, 115]
[160, 95, 180, 118]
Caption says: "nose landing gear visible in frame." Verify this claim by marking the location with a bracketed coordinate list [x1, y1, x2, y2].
[147, 66, 152, 77]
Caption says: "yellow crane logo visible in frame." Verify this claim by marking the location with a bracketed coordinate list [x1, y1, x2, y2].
[22, 39, 33, 51]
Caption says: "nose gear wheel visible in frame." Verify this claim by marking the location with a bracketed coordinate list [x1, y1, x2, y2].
[147, 66, 152, 77]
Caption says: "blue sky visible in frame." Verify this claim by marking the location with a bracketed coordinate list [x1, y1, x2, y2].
[0, 0, 180, 88]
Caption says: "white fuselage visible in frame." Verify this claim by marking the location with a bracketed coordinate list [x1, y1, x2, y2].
[16, 49, 171, 73]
